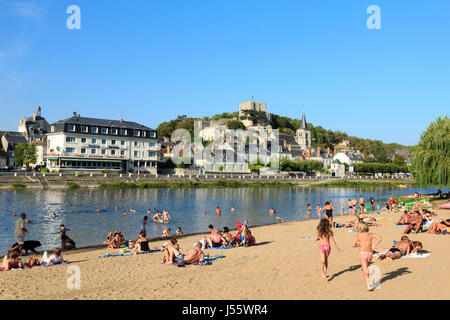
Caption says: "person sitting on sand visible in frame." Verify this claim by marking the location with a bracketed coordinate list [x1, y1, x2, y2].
[315, 218, 343, 280]
[176, 226, 183, 236]
[352, 222, 383, 291]
[275, 216, 284, 223]
[1, 251, 23, 271]
[43, 248, 64, 266]
[162, 228, 171, 237]
[205, 224, 226, 248]
[404, 211, 423, 234]
[161, 238, 179, 264]
[109, 232, 125, 249]
[131, 232, 150, 253]
[397, 211, 412, 225]
[222, 227, 233, 243]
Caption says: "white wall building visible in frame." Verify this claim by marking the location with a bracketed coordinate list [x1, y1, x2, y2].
[45, 113, 159, 173]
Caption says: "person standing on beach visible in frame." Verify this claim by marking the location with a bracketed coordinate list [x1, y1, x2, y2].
[352, 198, 358, 215]
[369, 198, 376, 211]
[315, 204, 321, 219]
[359, 196, 366, 214]
[315, 218, 342, 279]
[230, 206, 235, 214]
[352, 222, 383, 291]
[54, 224, 76, 250]
[321, 202, 335, 226]
[387, 196, 396, 212]
[269, 208, 276, 216]
[216, 207, 221, 216]
[141, 216, 148, 237]
[14, 213, 27, 256]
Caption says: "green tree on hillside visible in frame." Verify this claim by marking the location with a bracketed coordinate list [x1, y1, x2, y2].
[411, 116, 449, 187]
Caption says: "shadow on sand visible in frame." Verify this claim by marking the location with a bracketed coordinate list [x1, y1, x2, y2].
[328, 264, 361, 281]
[380, 267, 411, 284]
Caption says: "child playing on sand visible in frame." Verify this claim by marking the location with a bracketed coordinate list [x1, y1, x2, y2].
[352, 222, 382, 291]
[315, 219, 342, 279]
[306, 204, 312, 220]
[54, 224, 76, 250]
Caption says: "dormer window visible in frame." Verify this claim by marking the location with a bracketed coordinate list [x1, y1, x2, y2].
[120, 129, 127, 135]
[111, 128, 118, 135]
[68, 125, 75, 132]
[81, 126, 88, 133]
[134, 130, 141, 137]
[101, 128, 108, 135]
[91, 127, 99, 134]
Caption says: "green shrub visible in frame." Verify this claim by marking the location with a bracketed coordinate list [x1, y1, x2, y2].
[12, 183, 25, 190]
[40, 168, 49, 173]
[67, 182, 80, 189]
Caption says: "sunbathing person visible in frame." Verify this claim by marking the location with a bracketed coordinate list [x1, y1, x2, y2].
[130, 232, 150, 253]
[161, 238, 179, 264]
[404, 211, 423, 234]
[104, 231, 118, 246]
[377, 236, 411, 260]
[205, 224, 226, 248]
[397, 211, 412, 225]
[109, 232, 125, 249]
[183, 242, 205, 264]
[426, 221, 450, 234]
[43, 248, 64, 266]
[222, 227, 233, 243]
[343, 215, 361, 228]
[1, 251, 23, 271]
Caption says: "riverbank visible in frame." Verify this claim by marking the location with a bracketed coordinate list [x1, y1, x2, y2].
[0, 174, 415, 190]
[1, 203, 449, 300]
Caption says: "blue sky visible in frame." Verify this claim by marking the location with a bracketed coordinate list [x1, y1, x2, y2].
[0, 0, 449, 146]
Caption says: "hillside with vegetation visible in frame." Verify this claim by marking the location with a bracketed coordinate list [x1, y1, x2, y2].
[156, 111, 412, 163]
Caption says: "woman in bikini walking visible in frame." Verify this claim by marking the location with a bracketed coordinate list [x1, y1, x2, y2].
[352, 222, 383, 291]
[315, 218, 342, 280]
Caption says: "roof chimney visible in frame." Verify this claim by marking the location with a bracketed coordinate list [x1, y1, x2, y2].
[120, 119, 124, 123]
[73, 112, 77, 117]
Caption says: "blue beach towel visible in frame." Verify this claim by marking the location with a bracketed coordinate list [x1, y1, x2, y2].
[41, 261, 69, 267]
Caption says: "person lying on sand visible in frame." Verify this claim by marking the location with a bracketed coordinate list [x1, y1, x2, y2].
[427, 220, 450, 234]
[376, 237, 423, 260]
[1, 251, 23, 271]
[130, 232, 150, 253]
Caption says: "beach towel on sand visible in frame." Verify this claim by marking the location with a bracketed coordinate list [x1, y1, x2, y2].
[99, 249, 162, 258]
[401, 252, 431, 259]
[297, 237, 313, 239]
[41, 261, 69, 267]
[204, 255, 225, 262]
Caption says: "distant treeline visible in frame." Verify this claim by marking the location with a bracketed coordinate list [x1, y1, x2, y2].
[352, 162, 409, 174]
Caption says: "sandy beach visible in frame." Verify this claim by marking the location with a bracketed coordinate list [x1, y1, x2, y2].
[1, 201, 449, 300]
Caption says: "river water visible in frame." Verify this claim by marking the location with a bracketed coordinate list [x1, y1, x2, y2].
[0, 186, 437, 253]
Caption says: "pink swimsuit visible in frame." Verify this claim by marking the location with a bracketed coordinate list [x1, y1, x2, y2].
[319, 245, 331, 253]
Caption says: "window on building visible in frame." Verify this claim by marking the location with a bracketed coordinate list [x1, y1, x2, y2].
[148, 151, 156, 157]
[111, 128, 118, 135]
[142, 131, 147, 137]
[134, 151, 140, 157]
[81, 138, 87, 143]
[92, 138, 97, 144]
[111, 150, 116, 155]
[66, 137, 76, 143]
[120, 129, 127, 135]
[91, 149, 97, 154]
[111, 140, 116, 145]
[101, 128, 108, 135]
[81, 148, 86, 154]
[102, 139, 106, 144]
[120, 150, 125, 156]
[91, 127, 98, 134]
[134, 130, 141, 137]
[134, 141, 140, 147]
[149, 141, 156, 148]
[150, 131, 156, 138]
[51, 126, 55, 133]
[121, 140, 125, 146]
[81, 126, 88, 133]
[66, 147, 75, 153]
[68, 125, 76, 132]
[101, 149, 106, 155]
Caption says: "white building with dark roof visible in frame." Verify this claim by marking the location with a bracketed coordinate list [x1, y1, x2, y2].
[45, 112, 159, 173]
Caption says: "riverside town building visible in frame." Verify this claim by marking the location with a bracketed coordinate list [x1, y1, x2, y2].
[45, 112, 159, 173]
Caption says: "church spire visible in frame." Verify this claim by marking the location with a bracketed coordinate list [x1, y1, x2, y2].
[300, 111, 307, 130]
